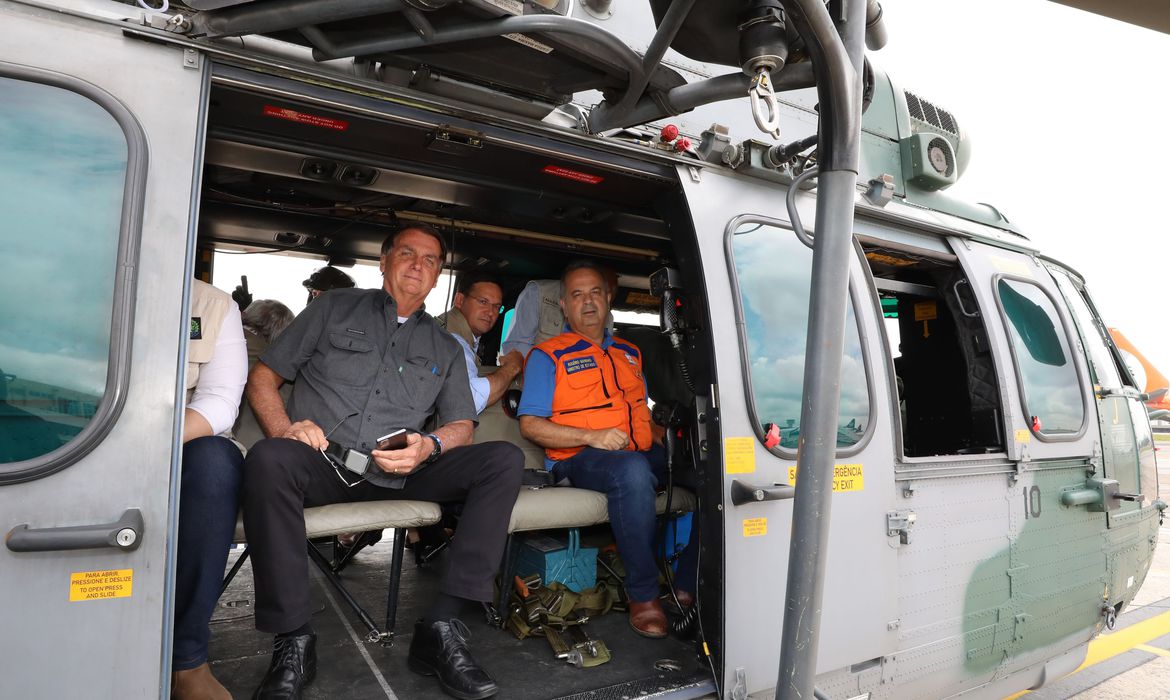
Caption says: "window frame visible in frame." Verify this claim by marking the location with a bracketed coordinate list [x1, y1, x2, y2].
[0, 63, 147, 485]
[724, 213, 876, 458]
[992, 273, 1089, 443]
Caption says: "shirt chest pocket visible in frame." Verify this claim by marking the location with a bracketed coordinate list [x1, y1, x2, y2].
[323, 332, 375, 385]
[400, 359, 443, 409]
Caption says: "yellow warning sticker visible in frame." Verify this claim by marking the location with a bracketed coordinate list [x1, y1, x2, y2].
[787, 463, 864, 492]
[70, 569, 133, 602]
[743, 518, 768, 537]
[724, 437, 757, 474]
[1015, 429, 1031, 444]
[913, 301, 937, 321]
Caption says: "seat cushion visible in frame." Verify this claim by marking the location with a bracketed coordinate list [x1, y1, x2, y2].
[507, 486, 696, 534]
[233, 500, 443, 543]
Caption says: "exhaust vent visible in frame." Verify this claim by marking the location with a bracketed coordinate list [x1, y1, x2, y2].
[905, 90, 958, 137]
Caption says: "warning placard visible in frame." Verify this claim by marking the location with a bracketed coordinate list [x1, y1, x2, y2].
[913, 302, 937, 321]
[787, 463, 864, 492]
[743, 518, 767, 537]
[70, 569, 133, 602]
[724, 437, 756, 474]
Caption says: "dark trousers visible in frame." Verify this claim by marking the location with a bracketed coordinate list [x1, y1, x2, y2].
[242, 438, 523, 634]
[173, 436, 244, 670]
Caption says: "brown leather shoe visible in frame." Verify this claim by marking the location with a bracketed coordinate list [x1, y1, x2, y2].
[672, 588, 695, 610]
[629, 599, 668, 638]
[171, 662, 232, 700]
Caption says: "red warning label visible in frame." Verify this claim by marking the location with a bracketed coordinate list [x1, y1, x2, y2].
[542, 165, 604, 185]
[263, 105, 349, 131]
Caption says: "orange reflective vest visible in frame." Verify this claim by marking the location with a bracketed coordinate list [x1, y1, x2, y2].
[533, 331, 652, 462]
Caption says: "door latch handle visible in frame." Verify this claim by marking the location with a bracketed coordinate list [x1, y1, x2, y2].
[6, 508, 143, 553]
[730, 480, 795, 506]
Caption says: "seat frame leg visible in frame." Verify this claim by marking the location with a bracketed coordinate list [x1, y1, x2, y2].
[385, 528, 405, 638]
[220, 546, 250, 598]
[492, 533, 517, 628]
[306, 540, 395, 645]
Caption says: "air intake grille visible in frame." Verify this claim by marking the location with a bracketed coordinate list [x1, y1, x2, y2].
[904, 90, 959, 137]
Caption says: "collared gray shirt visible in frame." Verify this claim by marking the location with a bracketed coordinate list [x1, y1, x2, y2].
[261, 288, 476, 485]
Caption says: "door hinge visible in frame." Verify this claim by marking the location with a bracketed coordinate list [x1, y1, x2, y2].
[887, 510, 916, 545]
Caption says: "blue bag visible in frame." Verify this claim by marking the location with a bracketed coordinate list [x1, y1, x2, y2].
[515, 529, 598, 593]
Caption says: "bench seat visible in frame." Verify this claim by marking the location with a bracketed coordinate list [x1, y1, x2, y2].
[507, 485, 696, 533]
[232, 500, 442, 542]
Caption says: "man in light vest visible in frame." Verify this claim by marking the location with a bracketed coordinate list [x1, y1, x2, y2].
[517, 260, 694, 638]
[437, 271, 524, 414]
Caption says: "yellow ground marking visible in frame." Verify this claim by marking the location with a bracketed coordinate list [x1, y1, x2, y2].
[1002, 608, 1170, 698]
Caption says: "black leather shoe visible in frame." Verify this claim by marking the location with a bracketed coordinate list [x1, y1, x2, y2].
[407, 619, 498, 700]
[251, 633, 317, 699]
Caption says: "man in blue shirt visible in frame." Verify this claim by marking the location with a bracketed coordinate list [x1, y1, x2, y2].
[437, 271, 523, 413]
[516, 261, 696, 639]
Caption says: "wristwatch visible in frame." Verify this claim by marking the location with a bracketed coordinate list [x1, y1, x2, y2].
[423, 433, 443, 464]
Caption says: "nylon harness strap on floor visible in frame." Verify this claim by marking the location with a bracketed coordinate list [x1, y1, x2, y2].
[504, 575, 614, 668]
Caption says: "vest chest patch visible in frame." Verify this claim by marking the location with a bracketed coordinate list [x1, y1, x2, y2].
[190, 317, 202, 340]
[563, 356, 598, 374]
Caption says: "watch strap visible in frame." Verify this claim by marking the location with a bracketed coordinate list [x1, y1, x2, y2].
[424, 433, 443, 463]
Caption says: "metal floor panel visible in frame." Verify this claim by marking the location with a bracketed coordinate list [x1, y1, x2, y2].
[209, 534, 712, 699]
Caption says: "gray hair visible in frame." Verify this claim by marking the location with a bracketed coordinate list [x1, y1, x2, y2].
[242, 299, 294, 343]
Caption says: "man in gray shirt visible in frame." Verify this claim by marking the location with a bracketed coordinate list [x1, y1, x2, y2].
[243, 225, 523, 700]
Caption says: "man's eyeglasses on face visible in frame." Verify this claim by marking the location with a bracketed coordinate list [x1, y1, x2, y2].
[468, 295, 504, 314]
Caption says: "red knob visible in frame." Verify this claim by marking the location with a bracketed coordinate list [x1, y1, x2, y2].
[674, 137, 692, 152]
[660, 124, 679, 142]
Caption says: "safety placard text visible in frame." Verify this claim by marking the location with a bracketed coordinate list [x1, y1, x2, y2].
[787, 463, 864, 492]
[743, 518, 768, 537]
[724, 437, 757, 474]
[70, 569, 133, 602]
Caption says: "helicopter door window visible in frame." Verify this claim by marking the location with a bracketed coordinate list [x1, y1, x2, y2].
[996, 278, 1086, 437]
[0, 75, 137, 474]
[862, 243, 1005, 457]
[728, 219, 871, 452]
[1048, 270, 1124, 390]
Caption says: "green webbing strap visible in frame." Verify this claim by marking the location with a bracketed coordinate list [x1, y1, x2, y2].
[503, 576, 613, 666]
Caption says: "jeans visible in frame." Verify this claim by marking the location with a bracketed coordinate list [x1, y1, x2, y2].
[552, 444, 696, 603]
[173, 436, 244, 670]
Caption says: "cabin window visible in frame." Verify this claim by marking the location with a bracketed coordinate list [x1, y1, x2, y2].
[996, 278, 1085, 436]
[0, 77, 127, 466]
[862, 240, 1005, 457]
[1048, 270, 1126, 390]
[729, 220, 870, 450]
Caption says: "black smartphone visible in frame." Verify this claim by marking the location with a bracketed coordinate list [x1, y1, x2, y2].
[375, 429, 409, 451]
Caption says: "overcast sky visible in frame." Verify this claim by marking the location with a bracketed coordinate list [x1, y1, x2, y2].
[875, 0, 1170, 378]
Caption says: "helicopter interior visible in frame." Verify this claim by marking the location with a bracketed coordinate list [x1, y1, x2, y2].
[862, 240, 1006, 458]
[195, 77, 721, 697]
